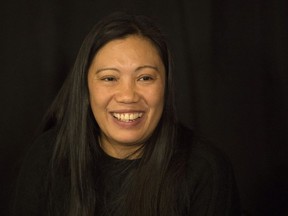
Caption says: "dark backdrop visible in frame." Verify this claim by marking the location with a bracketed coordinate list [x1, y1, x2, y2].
[1, 0, 287, 215]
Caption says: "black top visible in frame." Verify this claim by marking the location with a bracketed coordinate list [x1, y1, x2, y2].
[11, 125, 241, 215]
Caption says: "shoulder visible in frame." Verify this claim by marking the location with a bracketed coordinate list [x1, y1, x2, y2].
[17, 127, 57, 182]
[176, 124, 241, 215]
[11, 128, 57, 216]
[23, 129, 57, 170]
[19, 128, 57, 175]
[32, 128, 57, 152]
[177, 124, 233, 177]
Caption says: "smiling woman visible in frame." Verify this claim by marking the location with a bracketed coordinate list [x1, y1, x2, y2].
[11, 12, 242, 216]
[88, 36, 165, 158]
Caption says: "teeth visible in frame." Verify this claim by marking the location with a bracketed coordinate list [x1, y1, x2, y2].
[113, 112, 143, 122]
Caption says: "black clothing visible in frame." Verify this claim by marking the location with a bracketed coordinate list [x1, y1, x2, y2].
[11, 125, 241, 215]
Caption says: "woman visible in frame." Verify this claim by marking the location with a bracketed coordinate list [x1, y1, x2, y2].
[12, 12, 241, 215]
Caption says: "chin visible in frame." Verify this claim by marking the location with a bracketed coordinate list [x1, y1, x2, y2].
[113, 136, 145, 145]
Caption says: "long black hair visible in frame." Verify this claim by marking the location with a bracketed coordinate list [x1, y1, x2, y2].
[43, 12, 188, 216]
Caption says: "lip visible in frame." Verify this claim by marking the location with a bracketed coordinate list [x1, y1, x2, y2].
[109, 110, 146, 128]
[109, 109, 146, 117]
[109, 109, 145, 113]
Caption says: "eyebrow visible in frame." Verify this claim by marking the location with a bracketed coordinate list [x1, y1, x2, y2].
[95, 65, 160, 74]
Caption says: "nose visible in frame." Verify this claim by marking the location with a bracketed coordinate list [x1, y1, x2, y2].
[115, 80, 140, 104]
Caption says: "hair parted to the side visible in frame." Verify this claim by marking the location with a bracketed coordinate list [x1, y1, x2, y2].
[42, 12, 188, 216]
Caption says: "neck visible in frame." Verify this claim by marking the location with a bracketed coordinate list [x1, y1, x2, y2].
[99, 136, 143, 159]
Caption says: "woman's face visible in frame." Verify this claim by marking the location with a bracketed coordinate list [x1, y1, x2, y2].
[88, 35, 165, 158]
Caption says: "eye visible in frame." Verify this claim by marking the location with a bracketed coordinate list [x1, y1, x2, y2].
[138, 75, 154, 81]
[101, 76, 117, 82]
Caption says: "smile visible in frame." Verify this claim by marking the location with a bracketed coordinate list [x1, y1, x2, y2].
[112, 112, 143, 122]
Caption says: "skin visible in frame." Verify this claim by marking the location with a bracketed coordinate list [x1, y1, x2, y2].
[87, 35, 165, 159]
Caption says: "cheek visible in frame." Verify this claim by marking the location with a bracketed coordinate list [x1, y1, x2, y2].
[89, 87, 108, 113]
[89, 91, 110, 129]
[147, 85, 165, 111]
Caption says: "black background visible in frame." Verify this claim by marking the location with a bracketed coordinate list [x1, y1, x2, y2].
[1, 0, 287, 215]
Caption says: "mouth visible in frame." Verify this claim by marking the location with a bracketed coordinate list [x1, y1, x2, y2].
[112, 112, 144, 122]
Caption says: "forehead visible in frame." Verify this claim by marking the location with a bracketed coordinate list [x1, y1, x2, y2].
[93, 35, 162, 63]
